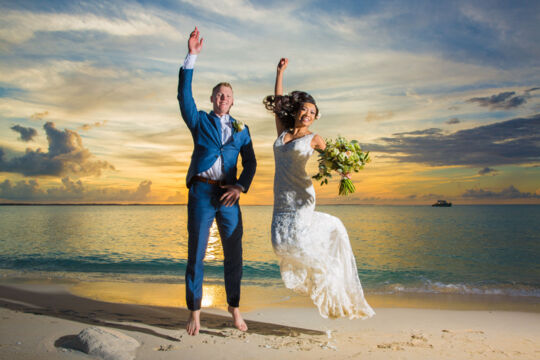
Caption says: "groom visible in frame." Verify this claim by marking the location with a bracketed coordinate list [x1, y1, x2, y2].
[177, 27, 257, 336]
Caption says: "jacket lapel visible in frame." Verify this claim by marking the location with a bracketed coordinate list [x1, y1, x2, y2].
[209, 111, 222, 145]
[229, 115, 239, 141]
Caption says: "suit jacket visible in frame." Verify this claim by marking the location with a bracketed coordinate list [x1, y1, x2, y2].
[177, 67, 256, 192]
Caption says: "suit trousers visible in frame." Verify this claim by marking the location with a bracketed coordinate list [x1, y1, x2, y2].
[185, 181, 243, 311]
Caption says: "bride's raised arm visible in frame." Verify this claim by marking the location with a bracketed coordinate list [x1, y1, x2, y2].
[275, 58, 287, 96]
[273, 58, 288, 135]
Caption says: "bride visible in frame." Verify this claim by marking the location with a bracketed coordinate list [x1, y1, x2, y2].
[263, 58, 375, 319]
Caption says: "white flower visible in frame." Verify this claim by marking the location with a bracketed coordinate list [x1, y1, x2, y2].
[233, 120, 245, 132]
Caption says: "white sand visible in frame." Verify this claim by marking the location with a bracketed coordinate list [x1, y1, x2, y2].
[0, 283, 539, 359]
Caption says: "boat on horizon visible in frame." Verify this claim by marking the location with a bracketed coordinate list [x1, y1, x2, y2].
[432, 200, 452, 207]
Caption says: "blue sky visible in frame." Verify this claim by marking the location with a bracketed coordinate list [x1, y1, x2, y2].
[0, 0, 539, 203]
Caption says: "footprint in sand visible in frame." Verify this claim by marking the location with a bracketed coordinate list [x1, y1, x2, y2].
[377, 332, 433, 351]
[219, 329, 247, 339]
[257, 335, 327, 351]
[155, 344, 176, 351]
[377, 342, 405, 351]
[407, 333, 433, 348]
[442, 329, 486, 342]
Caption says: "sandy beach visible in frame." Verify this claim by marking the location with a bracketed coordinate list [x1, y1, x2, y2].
[1, 282, 539, 360]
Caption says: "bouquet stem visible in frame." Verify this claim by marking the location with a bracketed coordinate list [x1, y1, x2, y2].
[339, 178, 356, 196]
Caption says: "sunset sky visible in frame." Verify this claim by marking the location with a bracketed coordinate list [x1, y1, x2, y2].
[1, 0, 539, 204]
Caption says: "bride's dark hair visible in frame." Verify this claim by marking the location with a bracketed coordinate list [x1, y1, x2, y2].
[263, 91, 319, 129]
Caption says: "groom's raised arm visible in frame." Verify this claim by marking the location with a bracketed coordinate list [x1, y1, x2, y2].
[177, 27, 203, 130]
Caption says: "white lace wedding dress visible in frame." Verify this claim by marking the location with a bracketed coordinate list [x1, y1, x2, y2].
[271, 130, 375, 319]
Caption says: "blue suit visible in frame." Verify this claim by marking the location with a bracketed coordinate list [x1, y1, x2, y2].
[178, 67, 256, 311]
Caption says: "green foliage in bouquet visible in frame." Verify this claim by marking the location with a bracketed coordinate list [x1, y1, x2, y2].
[312, 136, 370, 196]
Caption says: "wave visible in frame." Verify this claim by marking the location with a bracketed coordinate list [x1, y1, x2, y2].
[2, 256, 539, 297]
[0, 255, 281, 279]
[374, 280, 540, 297]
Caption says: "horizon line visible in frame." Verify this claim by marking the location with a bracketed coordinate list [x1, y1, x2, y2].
[0, 203, 539, 206]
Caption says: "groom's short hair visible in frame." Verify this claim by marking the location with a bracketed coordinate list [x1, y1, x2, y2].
[212, 82, 233, 96]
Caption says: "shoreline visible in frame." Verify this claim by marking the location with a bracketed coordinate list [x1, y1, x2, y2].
[68, 280, 540, 313]
[1, 274, 538, 313]
[0, 282, 539, 359]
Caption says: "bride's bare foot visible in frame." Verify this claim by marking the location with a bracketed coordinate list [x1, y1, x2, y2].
[228, 306, 248, 332]
[186, 310, 200, 336]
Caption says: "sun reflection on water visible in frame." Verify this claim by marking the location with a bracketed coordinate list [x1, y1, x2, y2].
[204, 220, 224, 261]
[201, 221, 225, 307]
[201, 284, 226, 308]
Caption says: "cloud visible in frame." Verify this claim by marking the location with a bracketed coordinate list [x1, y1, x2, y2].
[0, 8, 181, 44]
[80, 120, 107, 131]
[166, 191, 184, 203]
[459, 3, 540, 66]
[0, 177, 152, 202]
[446, 117, 460, 124]
[178, 0, 302, 30]
[365, 111, 394, 122]
[0, 178, 42, 199]
[0, 59, 179, 119]
[405, 88, 432, 104]
[478, 167, 498, 176]
[368, 114, 540, 167]
[180, 0, 268, 21]
[10, 124, 37, 141]
[462, 185, 540, 199]
[393, 128, 443, 136]
[0, 122, 114, 177]
[525, 87, 540, 94]
[30, 111, 49, 120]
[467, 90, 530, 110]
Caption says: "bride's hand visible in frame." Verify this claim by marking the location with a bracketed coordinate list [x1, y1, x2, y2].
[338, 171, 351, 179]
[277, 58, 288, 73]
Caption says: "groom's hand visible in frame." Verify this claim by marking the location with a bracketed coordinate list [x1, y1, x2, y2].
[188, 26, 203, 55]
[220, 185, 242, 207]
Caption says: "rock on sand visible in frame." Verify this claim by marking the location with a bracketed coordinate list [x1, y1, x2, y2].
[63, 327, 140, 360]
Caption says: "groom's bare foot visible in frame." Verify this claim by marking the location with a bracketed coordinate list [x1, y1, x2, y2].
[186, 310, 200, 336]
[228, 306, 248, 332]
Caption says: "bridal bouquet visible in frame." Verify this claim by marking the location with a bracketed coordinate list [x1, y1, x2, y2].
[312, 136, 370, 196]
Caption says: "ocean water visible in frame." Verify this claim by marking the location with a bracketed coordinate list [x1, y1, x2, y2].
[0, 205, 539, 298]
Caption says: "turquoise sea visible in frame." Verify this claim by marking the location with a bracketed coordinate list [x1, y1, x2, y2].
[1, 205, 539, 298]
